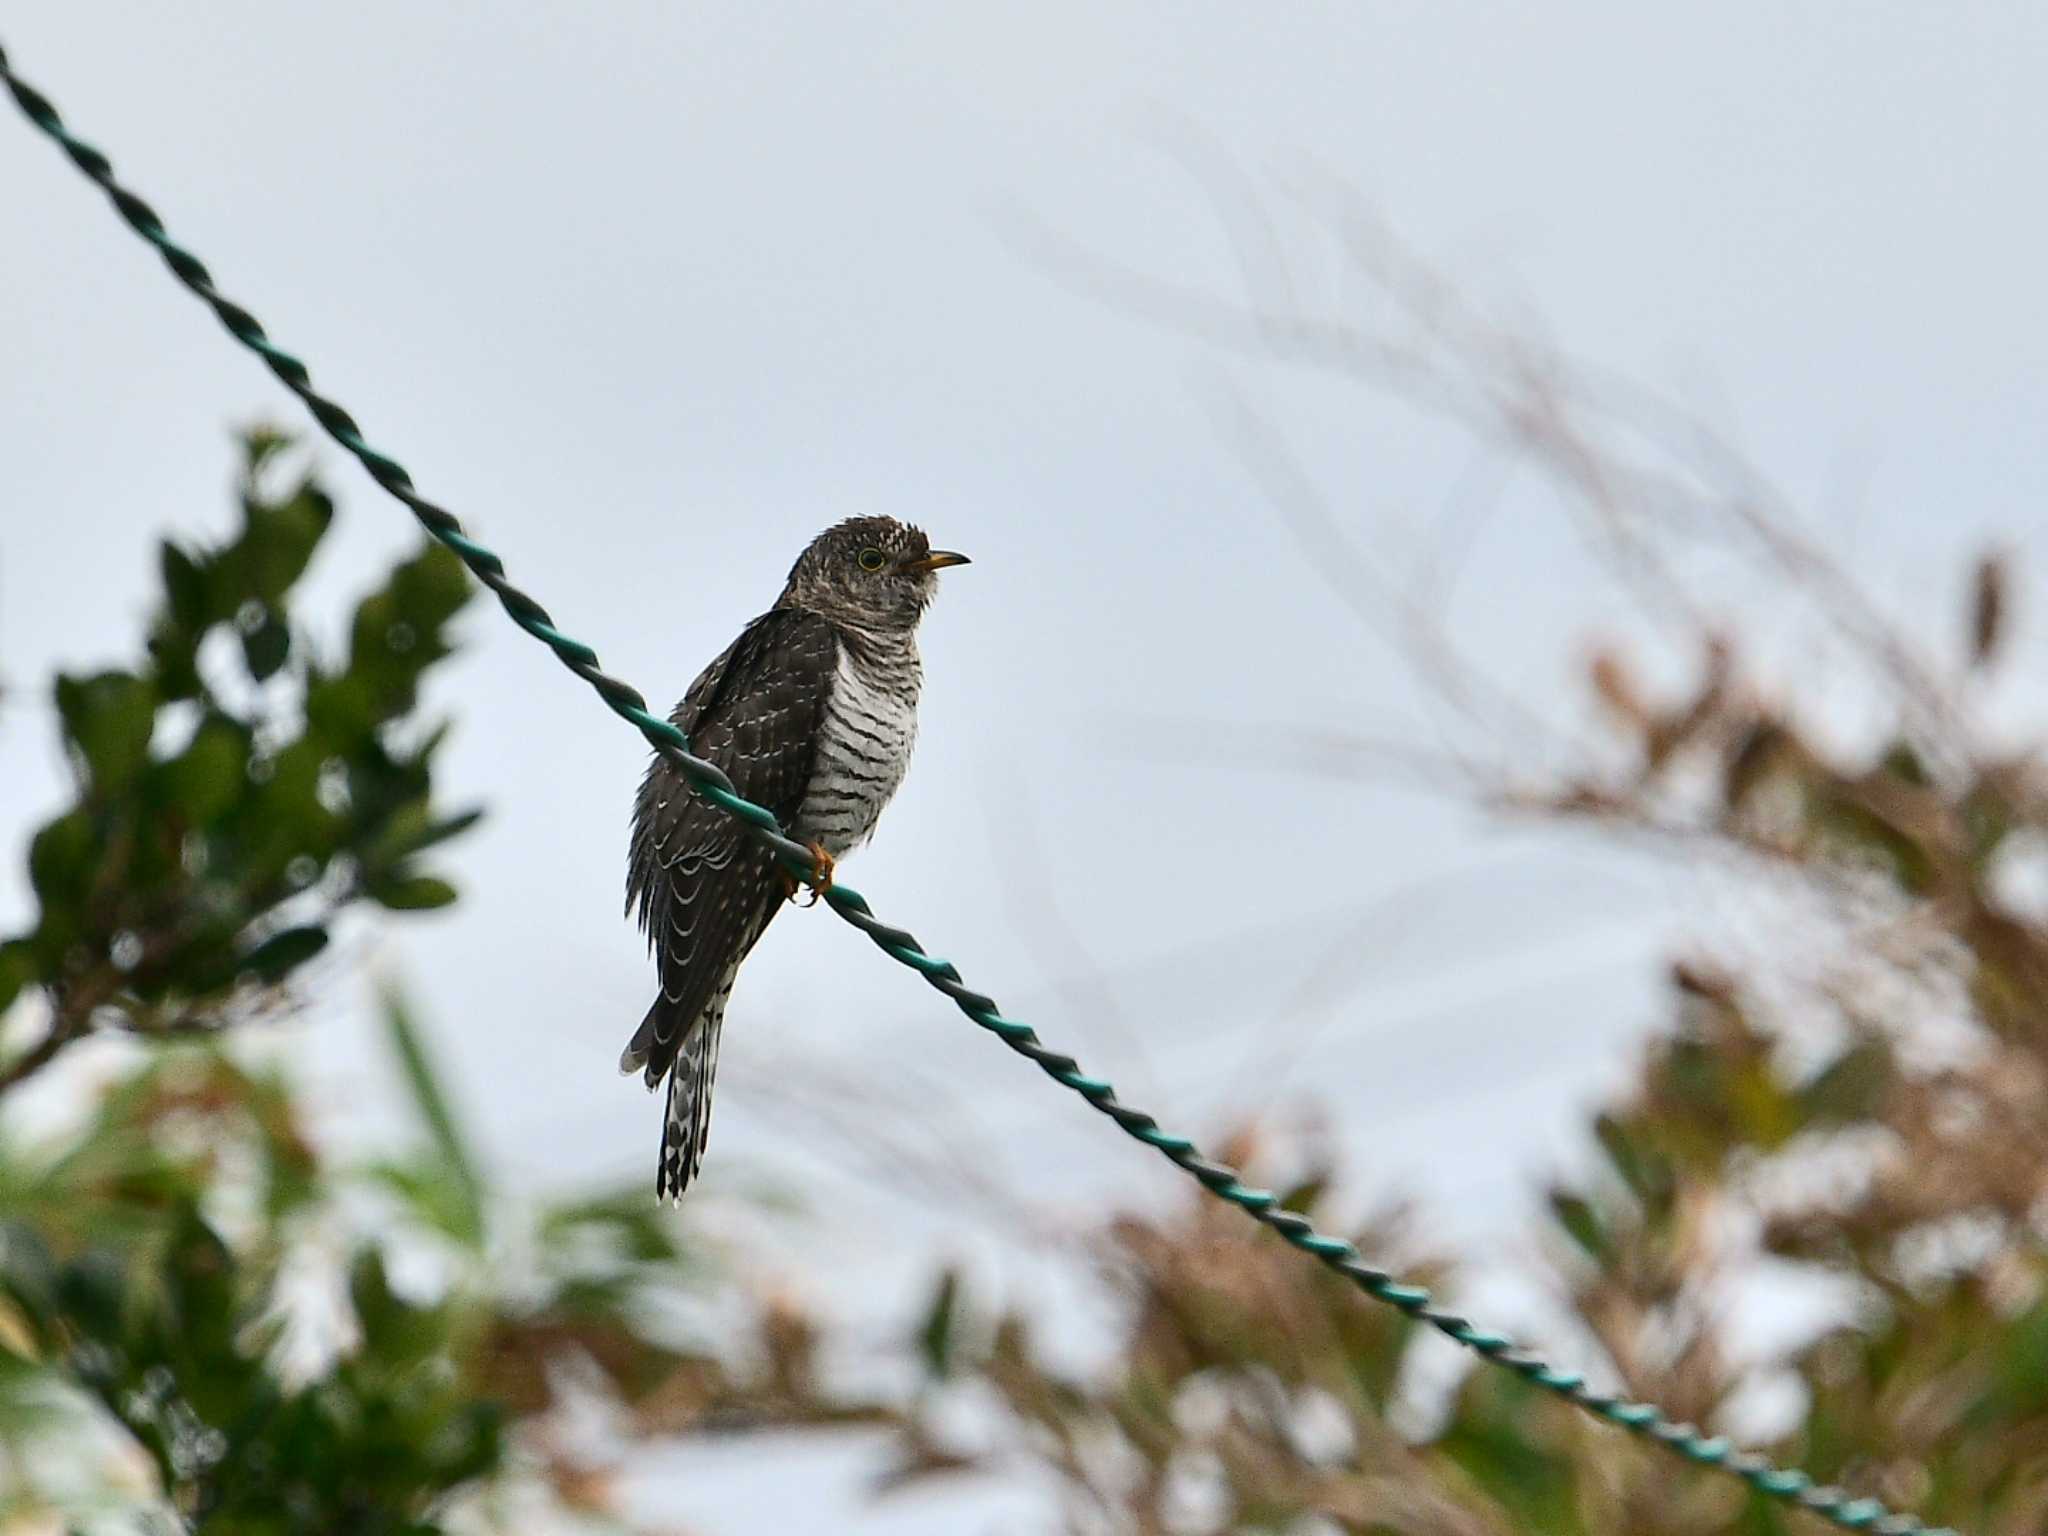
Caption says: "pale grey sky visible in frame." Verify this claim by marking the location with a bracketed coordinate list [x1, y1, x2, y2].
[4, 4, 2046, 1530]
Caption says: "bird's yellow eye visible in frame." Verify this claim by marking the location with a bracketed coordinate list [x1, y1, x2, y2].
[856, 547, 887, 572]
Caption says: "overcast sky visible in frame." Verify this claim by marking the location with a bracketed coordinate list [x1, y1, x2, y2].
[5, 5, 2047, 1530]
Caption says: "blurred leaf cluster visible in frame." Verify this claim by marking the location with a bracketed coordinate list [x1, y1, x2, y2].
[0, 435, 883, 1532]
[0, 996, 886, 1533]
[0, 430, 480, 1084]
[868, 559, 2048, 1535]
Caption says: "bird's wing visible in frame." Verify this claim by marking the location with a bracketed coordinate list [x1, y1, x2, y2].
[623, 608, 839, 1083]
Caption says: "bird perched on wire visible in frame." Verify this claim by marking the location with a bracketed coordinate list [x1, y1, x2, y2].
[622, 518, 969, 1201]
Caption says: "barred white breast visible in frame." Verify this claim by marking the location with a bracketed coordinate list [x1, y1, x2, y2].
[793, 632, 922, 857]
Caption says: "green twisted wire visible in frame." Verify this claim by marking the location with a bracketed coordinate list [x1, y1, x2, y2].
[0, 42, 1957, 1536]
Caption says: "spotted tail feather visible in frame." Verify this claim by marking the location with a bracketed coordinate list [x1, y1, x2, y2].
[657, 1011, 724, 1203]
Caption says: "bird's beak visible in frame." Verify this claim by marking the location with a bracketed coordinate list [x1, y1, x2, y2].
[903, 550, 970, 574]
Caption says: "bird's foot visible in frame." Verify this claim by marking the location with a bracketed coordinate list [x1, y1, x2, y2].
[783, 842, 836, 906]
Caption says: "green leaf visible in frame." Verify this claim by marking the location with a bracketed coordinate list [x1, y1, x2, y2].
[1735, 1491, 1796, 1536]
[538, 1187, 685, 1269]
[1798, 1038, 1893, 1126]
[1548, 1191, 1611, 1265]
[156, 714, 251, 826]
[239, 924, 329, 982]
[391, 540, 471, 632]
[346, 1246, 419, 1357]
[27, 809, 96, 910]
[1592, 1112, 1641, 1191]
[368, 874, 459, 912]
[0, 943, 38, 1017]
[1437, 1372, 1581, 1526]
[1880, 739, 1930, 787]
[415, 805, 484, 850]
[239, 606, 291, 681]
[149, 541, 211, 697]
[1810, 791, 1934, 895]
[159, 539, 209, 630]
[343, 541, 471, 723]
[919, 1266, 962, 1378]
[362, 1158, 489, 1252]
[53, 670, 156, 793]
[369, 802, 484, 865]
[0, 1221, 60, 1329]
[1279, 1175, 1328, 1215]
[380, 990, 484, 1249]
[242, 422, 294, 475]
[240, 482, 335, 604]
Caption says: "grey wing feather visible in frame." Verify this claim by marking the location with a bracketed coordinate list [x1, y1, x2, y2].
[622, 609, 839, 1086]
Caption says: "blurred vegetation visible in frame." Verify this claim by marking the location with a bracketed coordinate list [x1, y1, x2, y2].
[6, 411, 2047, 1536]
[0, 425, 476, 1083]
[0, 436, 884, 1532]
[856, 185, 2048, 1532]
[865, 540, 2048, 1533]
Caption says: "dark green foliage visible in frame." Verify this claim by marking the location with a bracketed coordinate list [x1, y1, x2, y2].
[918, 1267, 962, 1379]
[3, 432, 481, 1068]
[0, 430, 892, 1531]
[0, 1015, 741, 1530]
[0, 1051, 493, 1531]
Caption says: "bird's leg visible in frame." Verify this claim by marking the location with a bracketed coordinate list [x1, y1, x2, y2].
[801, 841, 836, 905]
[783, 842, 836, 906]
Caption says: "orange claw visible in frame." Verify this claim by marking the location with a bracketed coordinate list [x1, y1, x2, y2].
[785, 842, 836, 906]
[801, 841, 836, 906]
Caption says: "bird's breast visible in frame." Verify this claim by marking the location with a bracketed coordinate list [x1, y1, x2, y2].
[795, 642, 922, 857]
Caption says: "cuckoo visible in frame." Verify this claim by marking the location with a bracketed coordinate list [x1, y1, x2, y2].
[622, 517, 969, 1200]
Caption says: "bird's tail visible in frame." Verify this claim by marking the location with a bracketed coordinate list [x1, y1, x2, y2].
[619, 996, 675, 1087]
[657, 1012, 723, 1203]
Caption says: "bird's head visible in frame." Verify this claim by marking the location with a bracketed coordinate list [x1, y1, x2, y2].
[777, 516, 969, 631]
